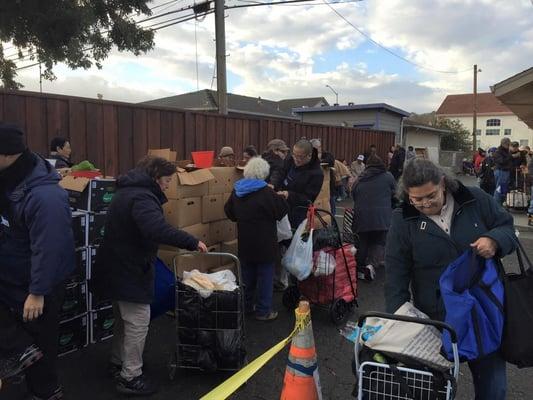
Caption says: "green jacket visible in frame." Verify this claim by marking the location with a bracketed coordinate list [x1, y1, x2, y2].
[385, 182, 516, 321]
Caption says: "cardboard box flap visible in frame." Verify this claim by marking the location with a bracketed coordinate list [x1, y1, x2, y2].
[177, 169, 214, 186]
[60, 175, 90, 192]
[148, 148, 177, 162]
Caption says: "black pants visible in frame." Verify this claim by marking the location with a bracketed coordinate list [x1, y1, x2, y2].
[356, 230, 387, 267]
[0, 286, 64, 398]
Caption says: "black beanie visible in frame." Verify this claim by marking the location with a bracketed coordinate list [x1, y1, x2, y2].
[0, 123, 27, 155]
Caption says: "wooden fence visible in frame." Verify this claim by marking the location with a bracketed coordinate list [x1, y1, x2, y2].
[0, 89, 395, 177]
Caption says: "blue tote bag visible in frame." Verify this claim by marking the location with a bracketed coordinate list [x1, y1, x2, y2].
[439, 249, 504, 361]
[150, 258, 176, 319]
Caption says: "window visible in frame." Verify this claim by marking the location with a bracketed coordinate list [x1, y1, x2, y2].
[487, 119, 501, 127]
[486, 129, 500, 136]
[520, 140, 529, 147]
[504, 129, 512, 135]
[475, 129, 481, 136]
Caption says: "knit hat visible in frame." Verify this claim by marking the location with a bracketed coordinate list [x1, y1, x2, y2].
[0, 123, 27, 155]
[219, 146, 234, 157]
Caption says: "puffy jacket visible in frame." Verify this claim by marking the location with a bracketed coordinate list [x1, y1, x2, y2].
[0, 155, 75, 309]
[385, 182, 515, 321]
[94, 170, 199, 304]
[280, 149, 324, 228]
[493, 146, 513, 171]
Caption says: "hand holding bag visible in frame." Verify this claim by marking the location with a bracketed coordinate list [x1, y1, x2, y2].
[501, 239, 533, 367]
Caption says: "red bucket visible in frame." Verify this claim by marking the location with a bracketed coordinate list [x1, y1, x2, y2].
[191, 151, 214, 168]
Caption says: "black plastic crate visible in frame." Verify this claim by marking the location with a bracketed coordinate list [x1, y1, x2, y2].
[68, 248, 88, 284]
[87, 212, 107, 246]
[90, 306, 115, 343]
[71, 211, 88, 248]
[58, 314, 88, 357]
[67, 179, 116, 212]
[88, 288, 112, 311]
[60, 282, 87, 319]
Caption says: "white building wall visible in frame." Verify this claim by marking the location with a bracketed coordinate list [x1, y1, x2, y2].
[404, 131, 441, 164]
[439, 113, 533, 149]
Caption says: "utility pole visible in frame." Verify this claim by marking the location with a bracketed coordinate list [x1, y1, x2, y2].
[473, 64, 478, 151]
[215, 0, 228, 115]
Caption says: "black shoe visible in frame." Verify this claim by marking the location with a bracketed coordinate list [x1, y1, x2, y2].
[108, 362, 122, 380]
[32, 386, 63, 400]
[0, 344, 43, 382]
[116, 374, 157, 396]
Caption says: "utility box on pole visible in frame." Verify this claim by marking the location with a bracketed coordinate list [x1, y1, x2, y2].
[215, 0, 228, 115]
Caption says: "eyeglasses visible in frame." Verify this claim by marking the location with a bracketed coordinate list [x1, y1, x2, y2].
[293, 153, 311, 161]
[408, 188, 443, 208]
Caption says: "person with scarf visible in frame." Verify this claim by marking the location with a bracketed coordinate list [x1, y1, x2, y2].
[351, 155, 396, 272]
[0, 123, 75, 400]
[225, 157, 288, 321]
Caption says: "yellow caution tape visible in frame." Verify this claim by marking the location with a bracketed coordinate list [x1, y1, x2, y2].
[199, 308, 310, 400]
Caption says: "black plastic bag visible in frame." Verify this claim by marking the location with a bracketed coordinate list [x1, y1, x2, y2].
[313, 227, 341, 251]
[216, 330, 245, 368]
[197, 348, 218, 371]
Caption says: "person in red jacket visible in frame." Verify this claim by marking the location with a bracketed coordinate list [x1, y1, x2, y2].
[473, 148, 486, 175]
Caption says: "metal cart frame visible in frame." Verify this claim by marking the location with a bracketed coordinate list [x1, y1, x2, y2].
[168, 252, 246, 379]
[354, 312, 460, 400]
[283, 206, 358, 324]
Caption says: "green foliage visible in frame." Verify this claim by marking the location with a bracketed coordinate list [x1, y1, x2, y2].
[0, 0, 155, 89]
[436, 118, 472, 152]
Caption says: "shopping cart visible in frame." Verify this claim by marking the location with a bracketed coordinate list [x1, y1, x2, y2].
[354, 312, 460, 400]
[282, 205, 358, 324]
[168, 252, 246, 379]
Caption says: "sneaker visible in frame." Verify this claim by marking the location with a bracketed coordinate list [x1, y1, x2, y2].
[32, 386, 63, 400]
[0, 344, 43, 382]
[255, 311, 278, 321]
[116, 374, 157, 396]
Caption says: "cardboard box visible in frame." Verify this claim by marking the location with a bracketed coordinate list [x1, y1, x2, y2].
[148, 148, 176, 162]
[157, 249, 179, 271]
[58, 314, 89, 357]
[60, 177, 116, 212]
[209, 263, 236, 274]
[160, 223, 210, 250]
[163, 197, 202, 228]
[209, 220, 225, 245]
[166, 168, 214, 200]
[202, 194, 225, 223]
[222, 220, 238, 242]
[71, 211, 88, 249]
[208, 167, 241, 194]
[90, 307, 114, 343]
[174, 244, 221, 277]
[221, 239, 238, 256]
[87, 212, 107, 246]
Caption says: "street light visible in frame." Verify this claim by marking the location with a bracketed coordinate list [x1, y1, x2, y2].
[326, 84, 339, 105]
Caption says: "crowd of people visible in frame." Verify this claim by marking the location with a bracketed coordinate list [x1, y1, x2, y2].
[0, 120, 520, 399]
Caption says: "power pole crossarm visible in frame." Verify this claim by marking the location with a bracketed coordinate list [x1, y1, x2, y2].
[215, 0, 228, 115]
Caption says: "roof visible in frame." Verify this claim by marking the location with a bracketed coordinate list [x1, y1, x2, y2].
[403, 122, 452, 135]
[436, 92, 512, 116]
[141, 90, 317, 120]
[277, 97, 328, 113]
[292, 103, 410, 117]
[491, 67, 533, 130]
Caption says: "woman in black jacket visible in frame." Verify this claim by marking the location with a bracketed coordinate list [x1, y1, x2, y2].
[94, 156, 207, 396]
[278, 139, 324, 228]
[225, 157, 288, 321]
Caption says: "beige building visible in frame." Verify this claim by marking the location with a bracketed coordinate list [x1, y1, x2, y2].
[436, 92, 533, 149]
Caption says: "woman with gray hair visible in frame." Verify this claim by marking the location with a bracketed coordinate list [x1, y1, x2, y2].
[385, 158, 515, 400]
[225, 157, 289, 321]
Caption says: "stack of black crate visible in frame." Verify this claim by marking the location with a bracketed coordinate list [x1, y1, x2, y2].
[59, 178, 117, 356]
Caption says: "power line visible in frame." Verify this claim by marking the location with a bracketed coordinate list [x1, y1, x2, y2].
[226, 0, 318, 9]
[322, 0, 471, 74]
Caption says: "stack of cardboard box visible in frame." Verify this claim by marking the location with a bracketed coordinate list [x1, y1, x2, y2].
[149, 150, 240, 278]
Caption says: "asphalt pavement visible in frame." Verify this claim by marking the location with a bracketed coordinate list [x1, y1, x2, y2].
[5, 176, 533, 400]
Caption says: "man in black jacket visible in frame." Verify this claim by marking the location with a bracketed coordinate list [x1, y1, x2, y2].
[389, 144, 406, 180]
[262, 139, 290, 190]
[278, 139, 324, 228]
[493, 138, 512, 205]
[94, 156, 207, 396]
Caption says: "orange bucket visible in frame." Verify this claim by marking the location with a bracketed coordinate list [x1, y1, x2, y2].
[191, 151, 214, 168]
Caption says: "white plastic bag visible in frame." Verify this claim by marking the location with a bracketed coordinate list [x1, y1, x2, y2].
[277, 215, 293, 242]
[182, 269, 238, 298]
[314, 250, 336, 276]
[282, 219, 313, 281]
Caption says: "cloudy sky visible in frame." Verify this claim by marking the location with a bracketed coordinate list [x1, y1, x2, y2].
[9, 0, 533, 113]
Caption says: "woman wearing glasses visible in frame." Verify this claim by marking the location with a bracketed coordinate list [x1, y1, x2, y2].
[385, 158, 515, 400]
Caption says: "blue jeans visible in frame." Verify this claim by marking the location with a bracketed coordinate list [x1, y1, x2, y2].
[493, 169, 510, 205]
[330, 196, 336, 216]
[528, 186, 533, 214]
[241, 262, 274, 317]
[468, 352, 507, 400]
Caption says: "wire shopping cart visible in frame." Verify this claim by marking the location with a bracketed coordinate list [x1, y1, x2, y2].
[354, 312, 460, 400]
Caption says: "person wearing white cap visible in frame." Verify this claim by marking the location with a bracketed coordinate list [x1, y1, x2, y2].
[350, 155, 366, 181]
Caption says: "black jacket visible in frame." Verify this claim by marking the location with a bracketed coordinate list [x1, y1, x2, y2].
[389, 148, 406, 179]
[385, 183, 515, 321]
[280, 149, 324, 228]
[225, 185, 288, 264]
[493, 146, 512, 171]
[94, 170, 199, 304]
[262, 151, 285, 190]
[351, 166, 396, 233]
[479, 157, 495, 194]
[49, 154, 73, 169]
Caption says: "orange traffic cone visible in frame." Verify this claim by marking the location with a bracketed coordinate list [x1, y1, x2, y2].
[280, 301, 322, 400]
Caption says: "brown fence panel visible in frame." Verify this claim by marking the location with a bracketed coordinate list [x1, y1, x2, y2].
[0, 89, 394, 175]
